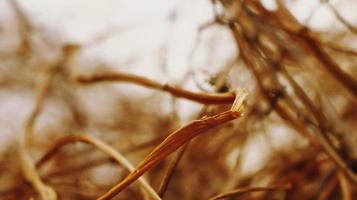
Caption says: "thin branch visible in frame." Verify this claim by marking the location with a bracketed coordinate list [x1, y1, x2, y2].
[156, 109, 207, 198]
[97, 89, 248, 200]
[318, 174, 338, 200]
[158, 61, 235, 197]
[19, 146, 57, 200]
[208, 185, 291, 200]
[157, 143, 188, 197]
[269, 1, 357, 98]
[317, 40, 357, 56]
[295, 33, 357, 98]
[227, 12, 357, 184]
[0, 135, 168, 197]
[325, 2, 357, 35]
[20, 69, 57, 200]
[277, 65, 355, 183]
[9, 0, 32, 55]
[18, 45, 78, 200]
[36, 134, 161, 200]
[236, 0, 357, 184]
[279, 63, 330, 132]
[76, 71, 236, 104]
[338, 171, 352, 200]
[25, 70, 53, 146]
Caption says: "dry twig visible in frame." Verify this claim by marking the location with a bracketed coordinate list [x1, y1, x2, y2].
[77, 71, 236, 104]
[208, 185, 291, 200]
[97, 88, 248, 200]
[36, 134, 161, 200]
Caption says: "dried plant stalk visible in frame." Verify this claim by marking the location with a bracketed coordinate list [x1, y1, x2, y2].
[208, 185, 291, 200]
[157, 143, 188, 197]
[338, 171, 352, 200]
[19, 146, 57, 200]
[77, 71, 236, 104]
[1, 0, 357, 199]
[36, 134, 161, 200]
[19, 69, 57, 200]
[325, 2, 357, 35]
[97, 89, 248, 200]
[222, 0, 357, 184]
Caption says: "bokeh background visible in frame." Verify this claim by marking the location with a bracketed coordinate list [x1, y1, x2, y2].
[0, 0, 356, 199]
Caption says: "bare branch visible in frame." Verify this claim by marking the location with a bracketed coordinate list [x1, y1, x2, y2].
[77, 71, 236, 104]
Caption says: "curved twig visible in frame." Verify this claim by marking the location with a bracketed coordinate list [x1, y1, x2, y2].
[338, 171, 352, 200]
[37, 134, 161, 200]
[317, 40, 357, 56]
[325, 2, 357, 35]
[76, 71, 236, 104]
[20, 69, 57, 200]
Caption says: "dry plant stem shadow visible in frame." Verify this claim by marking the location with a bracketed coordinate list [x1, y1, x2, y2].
[77, 71, 236, 104]
[97, 89, 248, 200]
[20, 69, 57, 200]
[208, 185, 291, 200]
[36, 134, 161, 200]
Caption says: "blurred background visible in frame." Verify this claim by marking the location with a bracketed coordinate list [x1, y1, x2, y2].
[0, 0, 356, 199]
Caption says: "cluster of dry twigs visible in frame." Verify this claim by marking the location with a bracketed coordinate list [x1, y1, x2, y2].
[0, 0, 357, 199]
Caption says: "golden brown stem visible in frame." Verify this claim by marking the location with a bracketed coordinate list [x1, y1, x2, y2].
[209, 185, 290, 200]
[77, 71, 236, 104]
[37, 134, 161, 200]
[97, 90, 247, 200]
